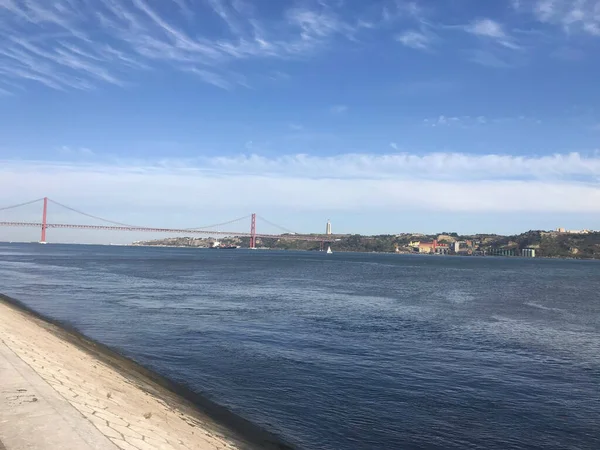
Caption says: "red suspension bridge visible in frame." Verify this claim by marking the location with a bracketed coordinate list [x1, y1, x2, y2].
[0, 197, 338, 247]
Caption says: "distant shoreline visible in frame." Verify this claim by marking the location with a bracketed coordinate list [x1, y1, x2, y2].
[0, 293, 295, 450]
[2, 240, 599, 261]
[129, 245, 600, 260]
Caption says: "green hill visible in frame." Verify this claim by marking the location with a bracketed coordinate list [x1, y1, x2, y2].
[134, 231, 600, 259]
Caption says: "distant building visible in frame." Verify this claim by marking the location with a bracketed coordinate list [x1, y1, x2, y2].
[418, 242, 435, 253]
[326, 220, 332, 235]
[453, 240, 475, 254]
[418, 240, 449, 254]
[556, 227, 590, 234]
[521, 248, 536, 258]
[488, 248, 517, 257]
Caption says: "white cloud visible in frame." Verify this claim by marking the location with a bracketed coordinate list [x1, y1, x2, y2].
[396, 30, 431, 50]
[425, 115, 542, 127]
[467, 18, 507, 39]
[528, 0, 600, 36]
[330, 104, 348, 114]
[465, 18, 521, 50]
[534, 0, 558, 21]
[1, 0, 598, 94]
[0, 0, 369, 93]
[185, 68, 233, 90]
[171, 0, 194, 19]
[383, 0, 424, 22]
[2, 153, 600, 218]
[425, 115, 490, 127]
[432, 115, 461, 126]
[287, 8, 351, 40]
[206, 0, 245, 36]
[389, 142, 398, 150]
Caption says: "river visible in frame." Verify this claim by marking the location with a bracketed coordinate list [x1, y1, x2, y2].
[0, 243, 598, 449]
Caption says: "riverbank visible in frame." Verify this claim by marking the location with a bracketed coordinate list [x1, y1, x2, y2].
[0, 294, 293, 450]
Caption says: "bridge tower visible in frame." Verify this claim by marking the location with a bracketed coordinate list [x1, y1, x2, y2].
[40, 197, 48, 243]
[250, 213, 256, 248]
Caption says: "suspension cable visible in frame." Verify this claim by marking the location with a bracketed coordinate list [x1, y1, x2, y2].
[49, 198, 250, 232]
[256, 215, 297, 234]
[0, 198, 44, 212]
[185, 215, 252, 231]
[48, 199, 139, 227]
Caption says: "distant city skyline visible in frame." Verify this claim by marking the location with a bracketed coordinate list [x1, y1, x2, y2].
[1, 0, 600, 243]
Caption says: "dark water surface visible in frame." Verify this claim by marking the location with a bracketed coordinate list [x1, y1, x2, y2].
[1, 243, 599, 450]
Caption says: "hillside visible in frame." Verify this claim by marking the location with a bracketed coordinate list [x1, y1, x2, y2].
[133, 231, 600, 259]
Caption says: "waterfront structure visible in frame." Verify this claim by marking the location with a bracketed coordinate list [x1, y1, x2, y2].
[418, 242, 435, 253]
[418, 240, 449, 254]
[521, 248, 536, 258]
[488, 248, 517, 257]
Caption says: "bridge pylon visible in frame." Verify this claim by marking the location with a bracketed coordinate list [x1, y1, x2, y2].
[40, 197, 48, 243]
[250, 213, 256, 248]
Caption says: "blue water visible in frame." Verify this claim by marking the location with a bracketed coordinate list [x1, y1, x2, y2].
[0, 243, 599, 450]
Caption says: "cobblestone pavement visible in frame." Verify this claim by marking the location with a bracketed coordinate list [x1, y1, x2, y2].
[0, 302, 240, 450]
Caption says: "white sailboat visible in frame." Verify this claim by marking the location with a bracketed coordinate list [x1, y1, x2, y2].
[326, 246, 333, 254]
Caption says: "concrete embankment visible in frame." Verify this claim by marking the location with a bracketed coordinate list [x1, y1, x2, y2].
[0, 294, 294, 450]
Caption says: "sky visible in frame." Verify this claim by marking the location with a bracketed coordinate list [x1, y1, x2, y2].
[1, 0, 600, 243]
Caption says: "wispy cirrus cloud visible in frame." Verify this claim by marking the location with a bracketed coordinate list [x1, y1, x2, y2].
[465, 18, 521, 50]
[330, 104, 349, 114]
[424, 114, 541, 127]
[1, 0, 599, 94]
[184, 68, 237, 91]
[395, 29, 432, 50]
[424, 115, 488, 127]
[382, 0, 424, 22]
[0, 0, 375, 93]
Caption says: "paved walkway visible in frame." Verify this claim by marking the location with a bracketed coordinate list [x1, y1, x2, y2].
[0, 340, 118, 450]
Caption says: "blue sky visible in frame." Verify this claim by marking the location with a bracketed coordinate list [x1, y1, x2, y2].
[1, 0, 600, 242]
